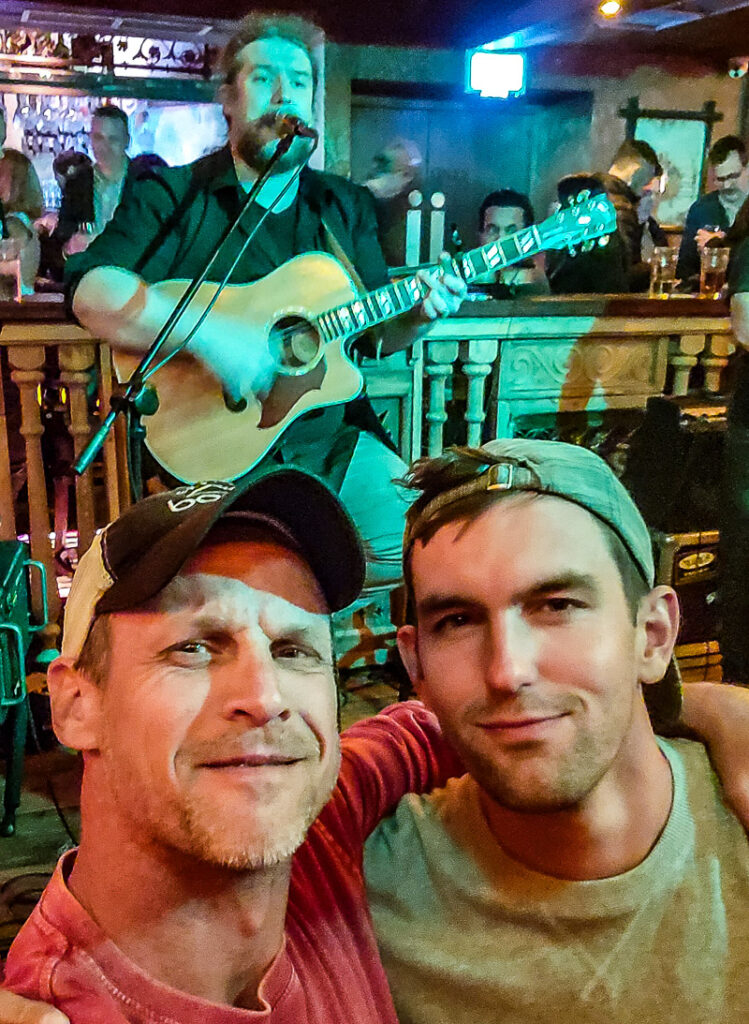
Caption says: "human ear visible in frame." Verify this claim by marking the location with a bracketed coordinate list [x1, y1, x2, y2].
[396, 625, 427, 703]
[217, 82, 234, 119]
[637, 586, 680, 686]
[46, 658, 104, 752]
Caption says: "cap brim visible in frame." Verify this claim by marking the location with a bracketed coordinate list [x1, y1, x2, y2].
[96, 469, 365, 617]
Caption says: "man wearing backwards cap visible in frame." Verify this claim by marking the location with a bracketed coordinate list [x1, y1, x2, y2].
[364, 438, 749, 1024]
[3, 447, 749, 1024]
[1, 471, 461, 1023]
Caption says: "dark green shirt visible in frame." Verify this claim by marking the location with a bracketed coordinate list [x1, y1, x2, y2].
[65, 145, 395, 482]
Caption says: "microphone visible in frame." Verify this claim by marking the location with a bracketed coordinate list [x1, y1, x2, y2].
[275, 114, 318, 140]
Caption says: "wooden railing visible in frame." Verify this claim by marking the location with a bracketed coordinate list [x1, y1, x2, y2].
[0, 296, 129, 645]
[0, 292, 736, 646]
[418, 294, 735, 454]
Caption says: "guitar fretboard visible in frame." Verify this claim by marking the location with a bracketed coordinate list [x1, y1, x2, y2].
[313, 224, 545, 344]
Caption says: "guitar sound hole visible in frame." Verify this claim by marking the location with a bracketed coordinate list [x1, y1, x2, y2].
[271, 316, 322, 372]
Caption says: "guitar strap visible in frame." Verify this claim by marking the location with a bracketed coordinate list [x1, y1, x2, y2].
[321, 215, 387, 363]
[321, 215, 366, 295]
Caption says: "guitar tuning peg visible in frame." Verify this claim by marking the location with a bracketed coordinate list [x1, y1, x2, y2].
[598, 235, 610, 248]
[567, 244, 577, 257]
[576, 189, 591, 204]
[581, 240, 595, 253]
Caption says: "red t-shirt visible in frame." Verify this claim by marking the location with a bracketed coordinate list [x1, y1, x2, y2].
[3, 702, 459, 1023]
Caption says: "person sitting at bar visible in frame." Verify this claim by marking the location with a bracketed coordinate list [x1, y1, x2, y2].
[363, 137, 422, 268]
[38, 150, 93, 281]
[599, 138, 663, 291]
[52, 105, 132, 261]
[472, 189, 549, 298]
[677, 135, 748, 288]
[0, 106, 42, 294]
[546, 173, 628, 294]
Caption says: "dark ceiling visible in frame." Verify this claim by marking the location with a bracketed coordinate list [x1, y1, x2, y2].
[5, 0, 749, 61]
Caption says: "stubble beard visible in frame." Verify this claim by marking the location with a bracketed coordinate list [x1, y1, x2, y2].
[236, 116, 311, 176]
[439, 697, 616, 814]
[175, 746, 341, 871]
[459, 732, 610, 813]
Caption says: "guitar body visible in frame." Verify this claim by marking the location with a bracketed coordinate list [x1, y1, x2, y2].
[112, 252, 364, 482]
[110, 195, 616, 482]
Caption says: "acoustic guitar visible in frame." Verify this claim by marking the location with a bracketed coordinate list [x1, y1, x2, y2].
[113, 193, 616, 482]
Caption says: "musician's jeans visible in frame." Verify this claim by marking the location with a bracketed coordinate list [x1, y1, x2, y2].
[338, 431, 414, 589]
[268, 421, 413, 590]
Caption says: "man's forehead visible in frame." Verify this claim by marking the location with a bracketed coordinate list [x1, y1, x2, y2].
[716, 152, 742, 173]
[414, 493, 613, 566]
[237, 37, 313, 74]
[485, 205, 524, 224]
[92, 118, 126, 136]
[153, 572, 329, 626]
[177, 531, 328, 615]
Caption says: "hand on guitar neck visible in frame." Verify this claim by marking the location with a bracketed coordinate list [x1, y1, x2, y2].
[73, 265, 279, 403]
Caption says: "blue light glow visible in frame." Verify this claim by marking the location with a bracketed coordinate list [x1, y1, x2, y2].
[466, 50, 526, 99]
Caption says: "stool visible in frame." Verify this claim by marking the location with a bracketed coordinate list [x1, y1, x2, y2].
[0, 541, 48, 836]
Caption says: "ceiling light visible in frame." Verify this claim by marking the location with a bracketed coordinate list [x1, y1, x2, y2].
[599, 0, 623, 17]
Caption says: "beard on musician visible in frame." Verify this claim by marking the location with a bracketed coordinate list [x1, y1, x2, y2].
[235, 111, 312, 175]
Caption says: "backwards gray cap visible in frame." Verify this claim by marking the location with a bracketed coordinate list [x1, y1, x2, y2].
[404, 438, 680, 730]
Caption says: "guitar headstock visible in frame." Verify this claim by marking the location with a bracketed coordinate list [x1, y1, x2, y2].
[538, 190, 617, 254]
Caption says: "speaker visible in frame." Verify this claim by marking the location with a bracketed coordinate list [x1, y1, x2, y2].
[622, 395, 726, 532]
[652, 529, 720, 645]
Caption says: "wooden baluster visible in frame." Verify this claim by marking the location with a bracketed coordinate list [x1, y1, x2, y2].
[8, 344, 60, 637]
[428, 192, 445, 264]
[409, 338, 424, 459]
[58, 342, 97, 554]
[669, 333, 705, 397]
[97, 343, 126, 521]
[0, 359, 16, 540]
[460, 338, 499, 448]
[424, 340, 459, 456]
[405, 190, 423, 267]
[702, 331, 736, 395]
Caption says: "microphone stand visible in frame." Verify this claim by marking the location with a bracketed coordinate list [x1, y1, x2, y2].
[74, 130, 302, 498]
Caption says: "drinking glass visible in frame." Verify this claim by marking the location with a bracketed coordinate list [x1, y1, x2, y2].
[0, 238, 22, 301]
[649, 246, 679, 298]
[699, 247, 730, 299]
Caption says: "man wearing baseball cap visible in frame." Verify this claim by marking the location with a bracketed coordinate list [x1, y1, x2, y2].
[3, 446, 749, 1024]
[2, 471, 460, 1023]
[364, 438, 749, 1024]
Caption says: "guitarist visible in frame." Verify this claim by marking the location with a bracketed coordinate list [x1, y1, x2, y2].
[65, 11, 466, 588]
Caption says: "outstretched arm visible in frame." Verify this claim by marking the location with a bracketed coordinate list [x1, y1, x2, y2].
[0, 987, 67, 1024]
[681, 682, 749, 827]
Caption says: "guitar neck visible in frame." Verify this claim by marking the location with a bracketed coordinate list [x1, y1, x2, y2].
[314, 225, 544, 344]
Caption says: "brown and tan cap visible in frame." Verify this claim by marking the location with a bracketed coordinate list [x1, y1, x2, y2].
[62, 470, 366, 660]
[405, 438, 681, 730]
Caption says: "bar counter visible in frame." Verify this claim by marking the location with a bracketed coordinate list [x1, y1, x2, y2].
[421, 292, 734, 450]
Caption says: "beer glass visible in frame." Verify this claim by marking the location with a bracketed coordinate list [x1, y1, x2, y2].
[699, 247, 730, 299]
